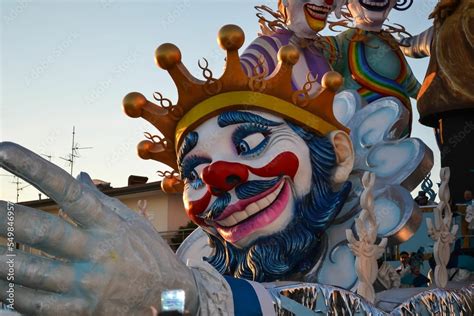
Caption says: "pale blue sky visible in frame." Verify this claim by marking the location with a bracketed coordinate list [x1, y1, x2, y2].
[1, 0, 440, 202]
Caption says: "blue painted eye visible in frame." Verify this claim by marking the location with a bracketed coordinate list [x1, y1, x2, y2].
[180, 155, 211, 190]
[187, 170, 204, 190]
[190, 178, 204, 190]
[232, 123, 272, 157]
[237, 141, 250, 154]
[189, 170, 199, 181]
[236, 133, 269, 156]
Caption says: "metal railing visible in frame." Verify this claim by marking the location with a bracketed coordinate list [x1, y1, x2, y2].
[159, 228, 196, 251]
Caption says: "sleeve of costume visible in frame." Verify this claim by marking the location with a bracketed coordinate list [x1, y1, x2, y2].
[187, 259, 234, 315]
[187, 259, 275, 316]
[399, 26, 434, 59]
[223, 276, 276, 316]
[240, 35, 282, 77]
[403, 65, 422, 98]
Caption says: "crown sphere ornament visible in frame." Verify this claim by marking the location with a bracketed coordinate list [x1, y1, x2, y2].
[123, 24, 346, 177]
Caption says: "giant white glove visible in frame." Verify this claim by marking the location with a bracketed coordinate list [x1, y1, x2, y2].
[0, 142, 201, 315]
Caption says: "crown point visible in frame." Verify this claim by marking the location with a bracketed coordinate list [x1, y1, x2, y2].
[137, 140, 154, 159]
[278, 45, 300, 65]
[218, 24, 245, 51]
[161, 176, 184, 193]
[322, 71, 344, 92]
[155, 43, 182, 70]
[123, 92, 147, 118]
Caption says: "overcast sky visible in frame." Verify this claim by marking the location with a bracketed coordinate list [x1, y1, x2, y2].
[1, 0, 439, 202]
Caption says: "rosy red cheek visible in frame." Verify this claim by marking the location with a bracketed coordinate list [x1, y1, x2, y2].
[247, 152, 299, 180]
[184, 191, 211, 226]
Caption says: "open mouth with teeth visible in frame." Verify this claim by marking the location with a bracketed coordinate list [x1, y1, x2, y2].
[304, 3, 331, 21]
[213, 179, 292, 245]
[359, 0, 390, 12]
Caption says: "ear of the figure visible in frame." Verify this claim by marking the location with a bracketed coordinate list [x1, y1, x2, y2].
[334, 0, 346, 19]
[329, 130, 354, 184]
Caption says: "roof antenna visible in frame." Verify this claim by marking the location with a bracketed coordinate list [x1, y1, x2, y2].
[0, 174, 30, 202]
[60, 126, 93, 175]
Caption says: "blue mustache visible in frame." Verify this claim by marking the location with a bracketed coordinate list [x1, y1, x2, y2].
[235, 177, 281, 200]
[198, 192, 231, 221]
[198, 177, 282, 221]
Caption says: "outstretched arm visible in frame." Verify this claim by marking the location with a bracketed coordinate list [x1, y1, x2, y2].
[399, 27, 434, 59]
[403, 65, 422, 99]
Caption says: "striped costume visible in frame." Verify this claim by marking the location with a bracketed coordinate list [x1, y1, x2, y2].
[240, 29, 332, 95]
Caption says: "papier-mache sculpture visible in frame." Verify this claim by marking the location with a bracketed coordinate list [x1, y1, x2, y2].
[346, 172, 387, 303]
[0, 16, 472, 316]
[123, 24, 468, 313]
[427, 167, 459, 288]
[240, 0, 335, 95]
[127, 24, 429, 290]
[325, 0, 421, 131]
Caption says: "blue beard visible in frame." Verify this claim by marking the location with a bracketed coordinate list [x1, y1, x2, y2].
[204, 122, 352, 282]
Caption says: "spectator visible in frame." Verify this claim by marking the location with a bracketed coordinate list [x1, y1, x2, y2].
[464, 190, 473, 205]
[396, 251, 410, 277]
[414, 191, 429, 206]
[375, 258, 401, 291]
[401, 248, 430, 287]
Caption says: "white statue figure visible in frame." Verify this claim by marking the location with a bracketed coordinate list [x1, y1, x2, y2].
[466, 204, 474, 230]
[426, 167, 459, 288]
[346, 172, 387, 302]
[376, 260, 401, 290]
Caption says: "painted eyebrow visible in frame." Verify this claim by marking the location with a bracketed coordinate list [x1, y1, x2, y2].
[217, 111, 282, 127]
[177, 131, 199, 167]
[180, 155, 212, 177]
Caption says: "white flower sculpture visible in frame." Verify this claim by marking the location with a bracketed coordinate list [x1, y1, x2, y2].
[426, 167, 458, 288]
[346, 172, 387, 303]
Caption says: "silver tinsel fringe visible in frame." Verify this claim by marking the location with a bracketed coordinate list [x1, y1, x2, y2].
[265, 282, 474, 315]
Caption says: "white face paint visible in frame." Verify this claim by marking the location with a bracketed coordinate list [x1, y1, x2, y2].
[281, 0, 335, 38]
[347, 0, 397, 31]
[179, 111, 312, 248]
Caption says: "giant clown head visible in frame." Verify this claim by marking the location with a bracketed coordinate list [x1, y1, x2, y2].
[123, 25, 355, 282]
[338, 0, 414, 32]
[278, 0, 336, 37]
[179, 110, 354, 280]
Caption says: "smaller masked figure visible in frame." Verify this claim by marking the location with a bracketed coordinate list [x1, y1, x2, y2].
[324, 0, 419, 131]
[240, 0, 336, 95]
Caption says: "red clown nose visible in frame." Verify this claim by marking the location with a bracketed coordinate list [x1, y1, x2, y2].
[202, 161, 249, 196]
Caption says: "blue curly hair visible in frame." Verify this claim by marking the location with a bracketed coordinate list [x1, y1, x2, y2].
[204, 121, 351, 282]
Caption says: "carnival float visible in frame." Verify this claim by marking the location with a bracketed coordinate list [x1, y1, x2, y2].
[0, 0, 473, 315]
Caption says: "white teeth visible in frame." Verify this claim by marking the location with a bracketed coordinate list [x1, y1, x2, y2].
[217, 181, 285, 228]
[305, 4, 331, 19]
[256, 197, 271, 211]
[246, 203, 260, 214]
[218, 214, 238, 227]
[233, 211, 248, 223]
[361, 0, 389, 7]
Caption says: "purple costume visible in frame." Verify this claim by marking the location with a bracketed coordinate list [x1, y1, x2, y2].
[240, 29, 331, 94]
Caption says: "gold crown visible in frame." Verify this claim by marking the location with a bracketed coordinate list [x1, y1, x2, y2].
[123, 24, 346, 174]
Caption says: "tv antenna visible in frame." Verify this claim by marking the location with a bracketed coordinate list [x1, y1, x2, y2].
[41, 153, 54, 162]
[0, 174, 31, 202]
[60, 126, 93, 175]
